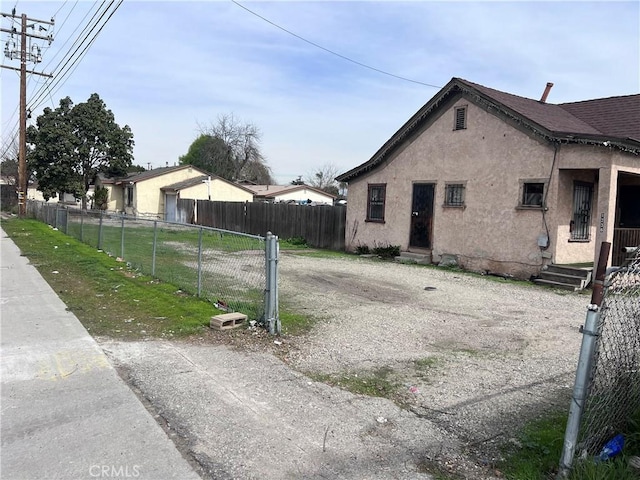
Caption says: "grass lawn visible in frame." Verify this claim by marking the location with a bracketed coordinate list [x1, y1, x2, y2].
[3, 218, 223, 339]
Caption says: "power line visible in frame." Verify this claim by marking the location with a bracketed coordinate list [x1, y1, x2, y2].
[2, 1, 84, 145]
[1, 1, 123, 161]
[231, 0, 442, 89]
[28, 1, 114, 110]
[40, 1, 123, 106]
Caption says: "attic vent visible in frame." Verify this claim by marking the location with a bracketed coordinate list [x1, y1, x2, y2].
[454, 106, 467, 131]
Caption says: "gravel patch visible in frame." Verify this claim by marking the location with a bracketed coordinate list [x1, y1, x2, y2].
[278, 252, 588, 465]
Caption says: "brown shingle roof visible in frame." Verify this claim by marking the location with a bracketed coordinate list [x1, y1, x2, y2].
[559, 95, 640, 141]
[458, 78, 604, 136]
[337, 77, 639, 182]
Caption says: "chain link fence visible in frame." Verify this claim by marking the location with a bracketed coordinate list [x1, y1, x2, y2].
[560, 244, 640, 474]
[26, 201, 278, 325]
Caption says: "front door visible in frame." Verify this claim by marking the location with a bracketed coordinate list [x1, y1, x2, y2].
[410, 183, 435, 249]
[571, 182, 593, 241]
[165, 193, 177, 222]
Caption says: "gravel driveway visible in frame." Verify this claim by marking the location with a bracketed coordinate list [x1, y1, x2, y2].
[278, 252, 588, 461]
[104, 251, 590, 479]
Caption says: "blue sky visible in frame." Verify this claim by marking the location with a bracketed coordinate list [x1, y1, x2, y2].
[1, 1, 639, 184]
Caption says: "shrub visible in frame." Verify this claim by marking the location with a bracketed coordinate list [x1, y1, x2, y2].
[286, 236, 308, 247]
[355, 244, 370, 255]
[372, 243, 400, 259]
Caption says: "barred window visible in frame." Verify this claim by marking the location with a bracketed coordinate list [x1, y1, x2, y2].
[367, 184, 386, 222]
[444, 183, 465, 207]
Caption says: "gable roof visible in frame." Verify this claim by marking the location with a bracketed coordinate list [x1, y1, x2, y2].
[243, 184, 336, 199]
[161, 175, 209, 192]
[160, 174, 256, 194]
[337, 77, 640, 182]
[116, 165, 210, 185]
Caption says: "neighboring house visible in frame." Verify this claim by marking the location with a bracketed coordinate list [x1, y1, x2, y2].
[96, 165, 254, 220]
[244, 184, 336, 205]
[161, 174, 254, 222]
[337, 77, 640, 278]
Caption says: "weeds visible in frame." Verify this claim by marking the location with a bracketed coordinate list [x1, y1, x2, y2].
[310, 367, 398, 398]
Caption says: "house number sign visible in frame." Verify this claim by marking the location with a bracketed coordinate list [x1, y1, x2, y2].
[600, 213, 605, 233]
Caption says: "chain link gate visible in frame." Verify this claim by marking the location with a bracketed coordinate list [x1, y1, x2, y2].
[559, 244, 640, 476]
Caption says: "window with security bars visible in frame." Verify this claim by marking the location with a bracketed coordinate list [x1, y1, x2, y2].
[444, 184, 465, 206]
[570, 182, 593, 240]
[454, 107, 467, 130]
[522, 182, 544, 207]
[367, 184, 386, 222]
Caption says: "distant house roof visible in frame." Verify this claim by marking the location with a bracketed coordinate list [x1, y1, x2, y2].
[117, 165, 210, 185]
[337, 77, 640, 182]
[161, 174, 255, 194]
[243, 184, 336, 199]
[161, 175, 209, 192]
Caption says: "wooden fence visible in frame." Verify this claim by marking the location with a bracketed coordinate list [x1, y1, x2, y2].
[191, 201, 346, 250]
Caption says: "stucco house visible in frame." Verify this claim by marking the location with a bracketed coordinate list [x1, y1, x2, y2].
[244, 184, 336, 205]
[96, 165, 254, 220]
[337, 77, 640, 280]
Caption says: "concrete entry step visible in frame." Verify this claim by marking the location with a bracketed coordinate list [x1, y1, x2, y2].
[532, 278, 580, 291]
[395, 251, 432, 265]
[535, 264, 593, 291]
[210, 312, 247, 330]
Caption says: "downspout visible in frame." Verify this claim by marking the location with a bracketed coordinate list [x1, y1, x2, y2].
[540, 142, 559, 264]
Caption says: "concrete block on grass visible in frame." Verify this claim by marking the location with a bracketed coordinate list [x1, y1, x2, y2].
[210, 312, 247, 330]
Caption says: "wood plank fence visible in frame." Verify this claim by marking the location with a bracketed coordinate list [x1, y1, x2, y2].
[190, 200, 346, 250]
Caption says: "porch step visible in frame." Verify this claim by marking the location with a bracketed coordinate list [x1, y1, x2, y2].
[395, 252, 431, 265]
[532, 279, 580, 291]
[534, 264, 593, 291]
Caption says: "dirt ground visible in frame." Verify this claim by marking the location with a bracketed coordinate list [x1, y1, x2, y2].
[104, 250, 590, 479]
[276, 252, 588, 464]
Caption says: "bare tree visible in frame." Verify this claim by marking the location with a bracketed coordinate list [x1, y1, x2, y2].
[195, 114, 273, 183]
[306, 163, 341, 196]
[0, 138, 19, 184]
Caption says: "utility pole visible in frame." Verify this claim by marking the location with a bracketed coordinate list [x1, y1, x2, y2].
[1, 10, 53, 216]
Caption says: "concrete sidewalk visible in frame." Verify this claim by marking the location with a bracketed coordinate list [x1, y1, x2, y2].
[0, 227, 200, 480]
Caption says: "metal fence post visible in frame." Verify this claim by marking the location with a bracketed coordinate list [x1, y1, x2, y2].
[264, 232, 280, 335]
[80, 209, 84, 242]
[197, 227, 203, 297]
[120, 215, 125, 259]
[64, 208, 69, 234]
[98, 210, 104, 250]
[558, 242, 611, 477]
[152, 220, 158, 276]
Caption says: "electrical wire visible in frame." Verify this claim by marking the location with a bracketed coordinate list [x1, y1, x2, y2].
[28, 1, 114, 110]
[2, 1, 91, 147]
[1, 1, 123, 156]
[231, 0, 442, 89]
[41, 2, 123, 105]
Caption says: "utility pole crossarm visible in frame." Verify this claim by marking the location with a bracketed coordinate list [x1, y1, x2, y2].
[1, 12, 54, 25]
[0, 64, 52, 77]
[0, 27, 52, 41]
